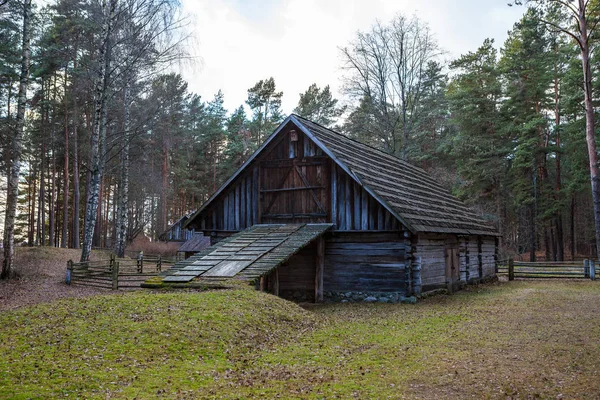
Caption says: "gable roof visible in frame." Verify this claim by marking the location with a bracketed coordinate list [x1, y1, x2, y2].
[186, 114, 498, 236]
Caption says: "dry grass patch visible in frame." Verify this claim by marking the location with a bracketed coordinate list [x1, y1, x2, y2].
[1, 280, 599, 399]
[0, 246, 113, 310]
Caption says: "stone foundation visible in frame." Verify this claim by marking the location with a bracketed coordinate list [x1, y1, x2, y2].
[324, 291, 417, 304]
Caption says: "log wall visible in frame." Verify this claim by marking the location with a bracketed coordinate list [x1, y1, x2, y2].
[416, 234, 453, 291]
[323, 232, 407, 293]
[416, 233, 498, 292]
[481, 237, 496, 277]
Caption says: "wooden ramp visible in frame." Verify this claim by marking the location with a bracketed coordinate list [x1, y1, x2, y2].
[158, 224, 332, 285]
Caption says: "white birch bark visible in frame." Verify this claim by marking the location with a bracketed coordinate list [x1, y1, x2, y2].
[80, 0, 118, 262]
[2, 0, 32, 278]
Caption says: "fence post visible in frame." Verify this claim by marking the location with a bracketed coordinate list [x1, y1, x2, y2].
[109, 253, 115, 272]
[112, 261, 119, 290]
[66, 260, 73, 285]
[157, 255, 162, 272]
[137, 252, 143, 273]
[584, 259, 590, 279]
[591, 260, 596, 281]
[508, 258, 514, 281]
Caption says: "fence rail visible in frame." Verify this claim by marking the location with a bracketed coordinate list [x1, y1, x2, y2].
[497, 258, 597, 280]
[66, 253, 170, 290]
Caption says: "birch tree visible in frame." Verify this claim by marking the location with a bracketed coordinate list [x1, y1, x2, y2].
[80, 0, 117, 262]
[2, 0, 31, 278]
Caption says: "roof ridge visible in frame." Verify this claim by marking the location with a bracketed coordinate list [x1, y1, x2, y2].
[291, 113, 430, 175]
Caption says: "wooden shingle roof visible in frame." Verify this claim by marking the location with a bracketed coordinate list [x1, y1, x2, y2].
[291, 115, 498, 236]
[185, 114, 498, 237]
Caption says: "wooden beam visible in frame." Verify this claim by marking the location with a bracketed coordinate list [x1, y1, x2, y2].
[315, 236, 325, 303]
[331, 162, 337, 228]
[477, 235, 483, 279]
[262, 213, 328, 219]
[260, 186, 324, 193]
[260, 157, 328, 168]
[274, 268, 279, 296]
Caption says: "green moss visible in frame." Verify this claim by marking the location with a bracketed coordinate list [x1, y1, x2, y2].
[1, 281, 600, 398]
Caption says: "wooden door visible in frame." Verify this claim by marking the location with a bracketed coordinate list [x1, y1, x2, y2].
[445, 247, 460, 293]
[259, 158, 329, 224]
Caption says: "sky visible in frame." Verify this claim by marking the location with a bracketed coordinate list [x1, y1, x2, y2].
[177, 0, 525, 114]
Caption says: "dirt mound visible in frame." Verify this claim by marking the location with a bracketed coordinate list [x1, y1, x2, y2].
[0, 288, 319, 398]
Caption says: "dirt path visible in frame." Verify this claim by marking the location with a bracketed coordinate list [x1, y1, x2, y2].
[0, 247, 111, 311]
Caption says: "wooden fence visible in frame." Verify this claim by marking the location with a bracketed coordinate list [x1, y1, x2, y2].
[66, 254, 174, 290]
[497, 258, 597, 280]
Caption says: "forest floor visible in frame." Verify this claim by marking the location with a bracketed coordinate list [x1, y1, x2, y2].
[1, 279, 599, 399]
[0, 246, 113, 311]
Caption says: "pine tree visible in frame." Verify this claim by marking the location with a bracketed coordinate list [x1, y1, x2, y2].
[246, 77, 283, 145]
[293, 84, 344, 127]
[500, 9, 553, 261]
[447, 39, 507, 238]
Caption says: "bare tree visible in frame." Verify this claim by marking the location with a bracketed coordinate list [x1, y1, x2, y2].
[113, 0, 189, 257]
[2, 0, 31, 278]
[340, 14, 441, 159]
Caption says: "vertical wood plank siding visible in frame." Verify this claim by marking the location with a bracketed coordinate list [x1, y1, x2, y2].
[278, 244, 317, 301]
[331, 165, 400, 231]
[199, 128, 402, 233]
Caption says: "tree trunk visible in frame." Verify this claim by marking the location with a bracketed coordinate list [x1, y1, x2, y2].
[2, 0, 31, 279]
[550, 57, 564, 261]
[61, 67, 70, 248]
[578, 1, 600, 261]
[571, 195, 576, 260]
[49, 114, 56, 247]
[529, 203, 536, 262]
[115, 74, 131, 257]
[39, 83, 47, 246]
[55, 171, 61, 246]
[72, 99, 80, 248]
[28, 156, 36, 245]
[544, 226, 551, 261]
[80, 0, 117, 261]
[93, 178, 104, 248]
[161, 131, 169, 234]
[104, 178, 110, 247]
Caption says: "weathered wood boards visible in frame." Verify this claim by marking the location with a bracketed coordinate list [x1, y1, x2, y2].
[415, 234, 498, 292]
[159, 224, 333, 284]
[177, 116, 501, 300]
[496, 259, 595, 279]
[323, 233, 407, 293]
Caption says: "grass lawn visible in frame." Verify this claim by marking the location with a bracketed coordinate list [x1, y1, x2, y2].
[1, 280, 599, 399]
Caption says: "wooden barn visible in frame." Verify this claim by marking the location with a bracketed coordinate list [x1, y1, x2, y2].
[158, 215, 196, 242]
[156, 115, 499, 302]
